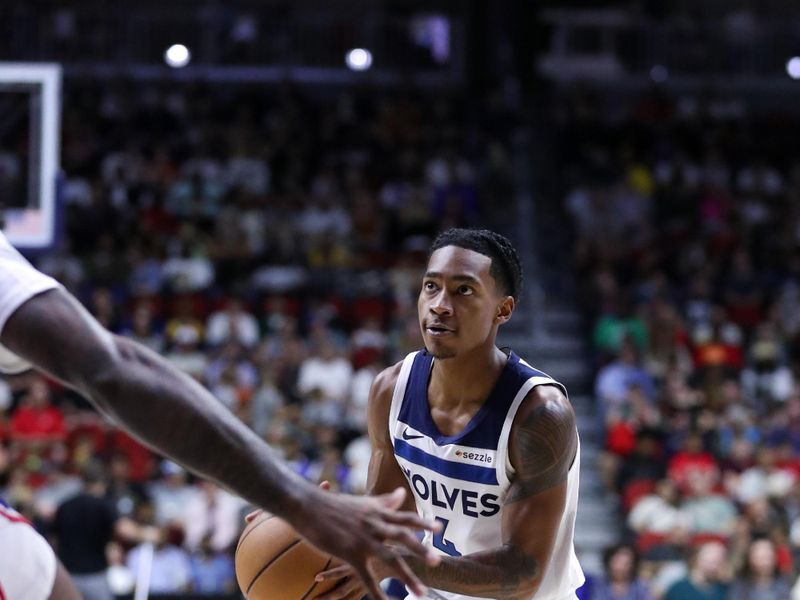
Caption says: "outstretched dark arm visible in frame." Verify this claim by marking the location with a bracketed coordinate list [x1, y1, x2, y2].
[1, 287, 440, 600]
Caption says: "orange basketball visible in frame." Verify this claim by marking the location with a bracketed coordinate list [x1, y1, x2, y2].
[235, 513, 338, 600]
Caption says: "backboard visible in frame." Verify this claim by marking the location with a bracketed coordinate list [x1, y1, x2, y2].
[0, 63, 61, 250]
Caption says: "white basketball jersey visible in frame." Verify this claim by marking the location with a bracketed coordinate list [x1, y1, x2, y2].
[389, 350, 584, 600]
[0, 497, 58, 600]
[0, 231, 59, 373]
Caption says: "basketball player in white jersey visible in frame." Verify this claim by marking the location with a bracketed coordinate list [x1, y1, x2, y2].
[317, 228, 584, 600]
[0, 229, 440, 600]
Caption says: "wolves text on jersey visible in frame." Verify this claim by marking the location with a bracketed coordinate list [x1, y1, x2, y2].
[401, 465, 501, 518]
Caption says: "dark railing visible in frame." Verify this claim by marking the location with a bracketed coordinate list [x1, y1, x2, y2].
[0, 4, 464, 86]
[539, 8, 800, 86]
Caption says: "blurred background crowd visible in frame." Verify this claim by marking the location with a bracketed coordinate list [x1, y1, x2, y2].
[4, 1, 800, 599]
[562, 88, 800, 598]
[0, 80, 518, 598]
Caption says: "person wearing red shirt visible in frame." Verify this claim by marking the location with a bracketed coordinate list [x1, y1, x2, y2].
[668, 431, 719, 496]
[9, 377, 66, 442]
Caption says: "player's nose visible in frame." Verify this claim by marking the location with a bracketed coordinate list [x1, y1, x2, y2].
[430, 290, 453, 315]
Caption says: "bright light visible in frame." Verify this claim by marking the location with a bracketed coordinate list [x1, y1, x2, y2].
[787, 57, 800, 80]
[345, 48, 373, 72]
[164, 44, 191, 68]
[650, 65, 668, 83]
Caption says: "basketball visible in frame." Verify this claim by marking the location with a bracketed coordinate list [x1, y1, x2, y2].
[235, 513, 338, 600]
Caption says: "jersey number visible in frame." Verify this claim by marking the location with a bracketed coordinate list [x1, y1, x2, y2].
[433, 517, 462, 557]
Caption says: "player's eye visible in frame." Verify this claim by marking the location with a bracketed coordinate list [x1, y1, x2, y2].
[458, 285, 473, 295]
[423, 281, 438, 292]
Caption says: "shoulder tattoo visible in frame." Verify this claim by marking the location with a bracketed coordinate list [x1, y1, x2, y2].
[506, 390, 577, 503]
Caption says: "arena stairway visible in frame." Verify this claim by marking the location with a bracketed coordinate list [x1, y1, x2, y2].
[502, 118, 620, 577]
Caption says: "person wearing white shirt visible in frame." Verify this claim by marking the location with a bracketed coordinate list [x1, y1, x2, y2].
[205, 298, 260, 347]
[181, 481, 247, 553]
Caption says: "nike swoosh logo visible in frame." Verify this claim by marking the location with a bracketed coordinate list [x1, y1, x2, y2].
[402, 428, 424, 441]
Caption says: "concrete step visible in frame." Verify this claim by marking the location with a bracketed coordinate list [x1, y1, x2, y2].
[580, 492, 608, 505]
[570, 394, 594, 406]
[577, 551, 604, 578]
[575, 414, 603, 443]
[497, 332, 537, 350]
[580, 481, 603, 496]
[574, 407, 597, 423]
[528, 338, 590, 360]
[545, 322, 584, 338]
[580, 440, 601, 457]
[571, 398, 598, 422]
[534, 357, 591, 381]
[560, 374, 594, 396]
[574, 522, 621, 550]
[533, 336, 586, 355]
[499, 336, 586, 359]
[543, 309, 584, 336]
[575, 501, 617, 523]
[579, 467, 602, 485]
[544, 296, 581, 313]
[579, 474, 605, 497]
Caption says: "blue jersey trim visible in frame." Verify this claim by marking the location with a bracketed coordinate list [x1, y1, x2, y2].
[394, 438, 498, 485]
[399, 349, 549, 449]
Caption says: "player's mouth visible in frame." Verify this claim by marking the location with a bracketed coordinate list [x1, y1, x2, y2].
[426, 324, 454, 336]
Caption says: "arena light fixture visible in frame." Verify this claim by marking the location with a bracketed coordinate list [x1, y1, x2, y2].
[345, 48, 373, 72]
[787, 57, 800, 80]
[165, 44, 191, 68]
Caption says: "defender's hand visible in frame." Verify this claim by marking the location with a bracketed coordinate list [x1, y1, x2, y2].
[296, 486, 439, 600]
[313, 563, 364, 600]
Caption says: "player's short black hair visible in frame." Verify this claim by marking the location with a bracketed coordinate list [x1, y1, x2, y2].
[429, 228, 523, 301]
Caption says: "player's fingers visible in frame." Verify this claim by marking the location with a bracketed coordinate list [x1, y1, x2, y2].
[342, 589, 366, 600]
[379, 507, 442, 533]
[373, 516, 440, 566]
[244, 509, 262, 523]
[378, 524, 437, 564]
[353, 564, 388, 600]
[315, 564, 353, 581]
[377, 486, 407, 510]
[319, 480, 331, 491]
[312, 577, 362, 600]
[379, 552, 427, 598]
[340, 588, 367, 600]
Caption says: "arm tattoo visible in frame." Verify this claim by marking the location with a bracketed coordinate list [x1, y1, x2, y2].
[404, 544, 539, 599]
[506, 391, 577, 503]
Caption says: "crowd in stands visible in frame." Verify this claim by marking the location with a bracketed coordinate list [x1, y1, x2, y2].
[0, 81, 518, 598]
[17, 68, 800, 600]
[562, 87, 800, 598]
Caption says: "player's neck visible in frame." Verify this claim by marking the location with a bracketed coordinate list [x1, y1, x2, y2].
[429, 344, 507, 408]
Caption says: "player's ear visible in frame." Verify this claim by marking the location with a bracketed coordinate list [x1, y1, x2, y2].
[495, 296, 514, 325]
